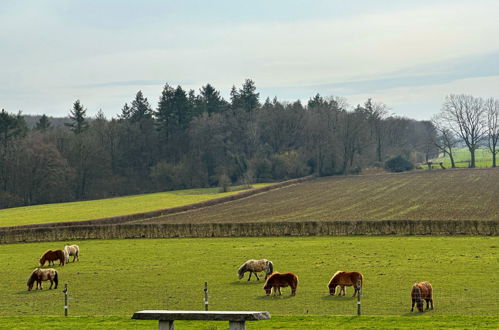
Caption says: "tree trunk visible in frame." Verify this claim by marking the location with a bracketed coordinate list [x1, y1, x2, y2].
[493, 152, 496, 168]
[469, 148, 476, 168]
[449, 152, 456, 168]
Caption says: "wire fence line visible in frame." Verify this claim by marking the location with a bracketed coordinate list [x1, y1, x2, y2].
[58, 282, 499, 317]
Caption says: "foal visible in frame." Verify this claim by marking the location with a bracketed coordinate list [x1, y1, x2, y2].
[263, 272, 298, 296]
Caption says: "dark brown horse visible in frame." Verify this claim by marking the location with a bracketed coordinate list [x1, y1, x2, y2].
[328, 271, 363, 297]
[39, 250, 65, 267]
[27, 268, 58, 290]
[263, 272, 298, 296]
[411, 281, 434, 312]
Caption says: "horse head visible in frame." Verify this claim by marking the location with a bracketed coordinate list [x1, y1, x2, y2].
[27, 271, 38, 291]
[412, 285, 424, 312]
[263, 282, 272, 296]
[237, 264, 246, 280]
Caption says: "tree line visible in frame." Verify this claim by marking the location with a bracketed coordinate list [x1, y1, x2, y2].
[0, 79, 437, 208]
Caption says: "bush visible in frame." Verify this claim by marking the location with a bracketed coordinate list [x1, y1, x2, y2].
[384, 155, 414, 172]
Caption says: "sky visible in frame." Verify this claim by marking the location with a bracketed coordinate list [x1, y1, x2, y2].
[1, 0, 498, 120]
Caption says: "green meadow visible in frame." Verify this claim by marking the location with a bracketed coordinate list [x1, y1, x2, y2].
[0, 315, 497, 329]
[0, 184, 269, 228]
[432, 147, 494, 168]
[1, 236, 497, 328]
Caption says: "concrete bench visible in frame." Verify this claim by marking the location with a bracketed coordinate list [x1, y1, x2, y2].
[132, 310, 271, 330]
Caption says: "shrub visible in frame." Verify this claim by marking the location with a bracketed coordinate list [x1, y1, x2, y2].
[384, 155, 414, 172]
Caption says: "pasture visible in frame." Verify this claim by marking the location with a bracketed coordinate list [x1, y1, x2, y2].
[432, 147, 494, 168]
[0, 236, 497, 328]
[140, 168, 499, 224]
[0, 184, 269, 228]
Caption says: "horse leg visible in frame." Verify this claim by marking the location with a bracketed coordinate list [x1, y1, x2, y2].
[411, 299, 415, 312]
[49, 280, 53, 289]
[248, 272, 252, 281]
[278, 287, 282, 296]
[255, 273, 260, 281]
[425, 299, 430, 310]
[430, 298, 434, 310]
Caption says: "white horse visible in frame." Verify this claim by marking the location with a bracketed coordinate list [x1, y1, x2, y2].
[64, 244, 80, 263]
[237, 259, 274, 281]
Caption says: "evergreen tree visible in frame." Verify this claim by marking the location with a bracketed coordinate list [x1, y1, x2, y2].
[66, 100, 89, 134]
[130, 91, 153, 123]
[119, 103, 132, 120]
[35, 114, 51, 131]
[239, 79, 260, 112]
[199, 83, 227, 115]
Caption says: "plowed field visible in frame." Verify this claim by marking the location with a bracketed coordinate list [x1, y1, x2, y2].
[139, 168, 499, 224]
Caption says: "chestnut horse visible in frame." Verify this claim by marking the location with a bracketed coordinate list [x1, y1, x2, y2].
[263, 272, 298, 296]
[328, 271, 363, 297]
[27, 268, 58, 290]
[64, 244, 80, 263]
[411, 281, 434, 312]
[39, 249, 65, 267]
[237, 259, 274, 281]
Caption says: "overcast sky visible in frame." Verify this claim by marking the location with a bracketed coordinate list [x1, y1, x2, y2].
[1, 0, 498, 120]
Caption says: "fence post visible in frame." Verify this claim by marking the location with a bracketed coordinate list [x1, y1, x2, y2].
[204, 282, 209, 311]
[356, 279, 361, 316]
[63, 284, 68, 316]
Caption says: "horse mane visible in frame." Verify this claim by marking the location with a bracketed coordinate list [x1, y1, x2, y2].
[27, 269, 39, 286]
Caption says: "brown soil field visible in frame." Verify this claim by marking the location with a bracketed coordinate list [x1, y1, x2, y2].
[137, 168, 499, 224]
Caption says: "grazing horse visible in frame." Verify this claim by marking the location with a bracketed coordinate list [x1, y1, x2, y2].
[27, 268, 58, 290]
[237, 259, 274, 281]
[328, 271, 363, 297]
[39, 249, 65, 267]
[411, 281, 434, 312]
[263, 272, 298, 296]
[64, 244, 80, 263]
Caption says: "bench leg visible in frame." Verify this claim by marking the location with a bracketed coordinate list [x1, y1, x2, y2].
[159, 320, 174, 330]
[229, 321, 246, 330]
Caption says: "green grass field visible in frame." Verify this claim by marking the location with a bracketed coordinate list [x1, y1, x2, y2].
[0, 184, 269, 228]
[1, 236, 497, 324]
[432, 147, 494, 168]
[140, 168, 499, 224]
[1, 315, 497, 329]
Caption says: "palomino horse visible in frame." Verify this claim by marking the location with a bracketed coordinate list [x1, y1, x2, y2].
[237, 259, 274, 281]
[328, 271, 363, 297]
[39, 250, 65, 267]
[27, 268, 58, 290]
[411, 281, 434, 312]
[263, 272, 298, 296]
[64, 244, 80, 263]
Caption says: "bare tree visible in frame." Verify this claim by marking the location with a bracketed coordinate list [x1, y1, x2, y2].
[440, 94, 486, 168]
[485, 97, 499, 167]
[431, 114, 458, 168]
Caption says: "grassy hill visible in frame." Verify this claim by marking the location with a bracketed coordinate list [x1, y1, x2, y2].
[140, 168, 499, 224]
[0, 184, 269, 228]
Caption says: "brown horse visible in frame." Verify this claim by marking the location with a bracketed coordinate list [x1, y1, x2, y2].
[39, 250, 65, 267]
[411, 281, 434, 312]
[263, 272, 298, 296]
[27, 268, 58, 290]
[237, 259, 274, 281]
[328, 271, 363, 297]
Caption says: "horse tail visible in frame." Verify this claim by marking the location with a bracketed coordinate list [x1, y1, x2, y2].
[53, 270, 59, 288]
[267, 261, 274, 275]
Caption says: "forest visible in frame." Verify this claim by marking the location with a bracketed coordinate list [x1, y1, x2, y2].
[0, 79, 437, 208]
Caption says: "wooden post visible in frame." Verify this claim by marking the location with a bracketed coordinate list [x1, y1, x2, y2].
[356, 279, 361, 316]
[63, 284, 68, 316]
[204, 282, 209, 311]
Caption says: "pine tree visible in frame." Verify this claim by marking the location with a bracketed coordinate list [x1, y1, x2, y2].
[35, 114, 52, 131]
[130, 91, 153, 123]
[66, 100, 88, 134]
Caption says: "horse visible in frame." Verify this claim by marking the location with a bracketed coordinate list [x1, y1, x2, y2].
[27, 268, 58, 290]
[328, 271, 363, 297]
[64, 244, 80, 263]
[411, 281, 434, 312]
[237, 259, 274, 281]
[263, 272, 298, 296]
[39, 249, 65, 267]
